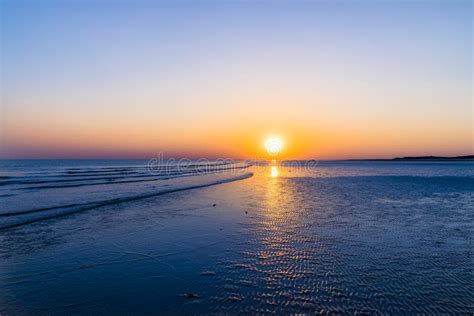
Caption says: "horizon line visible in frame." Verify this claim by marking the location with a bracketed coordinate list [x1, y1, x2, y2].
[1, 155, 473, 161]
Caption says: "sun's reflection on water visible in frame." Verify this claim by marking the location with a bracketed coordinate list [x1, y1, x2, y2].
[270, 166, 279, 178]
[257, 162, 309, 285]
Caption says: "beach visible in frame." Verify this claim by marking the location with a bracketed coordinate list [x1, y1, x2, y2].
[0, 160, 473, 314]
[2, 0, 472, 313]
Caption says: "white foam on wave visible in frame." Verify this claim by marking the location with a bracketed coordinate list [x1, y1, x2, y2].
[0, 161, 252, 213]
[0, 172, 253, 229]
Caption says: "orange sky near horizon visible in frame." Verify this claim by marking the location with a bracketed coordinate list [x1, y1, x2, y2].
[2, 113, 471, 159]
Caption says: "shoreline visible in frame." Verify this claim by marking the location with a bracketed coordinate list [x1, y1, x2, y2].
[345, 155, 474, 162]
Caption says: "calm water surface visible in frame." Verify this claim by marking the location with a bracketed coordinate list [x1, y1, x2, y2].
[0, 160, 473, 314]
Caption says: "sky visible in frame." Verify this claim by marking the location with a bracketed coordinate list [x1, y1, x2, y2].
[1, 0, 472, 159]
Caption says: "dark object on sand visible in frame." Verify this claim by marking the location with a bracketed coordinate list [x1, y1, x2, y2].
[245, 211, 248, 214]
[179, 293, 200, 299]
[212, 203, 217, 207]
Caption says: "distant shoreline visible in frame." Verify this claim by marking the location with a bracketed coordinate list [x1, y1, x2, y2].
[346, 155, 474, 162]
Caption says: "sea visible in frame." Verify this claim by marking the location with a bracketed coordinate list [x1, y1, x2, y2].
[0, 159, 473, 314]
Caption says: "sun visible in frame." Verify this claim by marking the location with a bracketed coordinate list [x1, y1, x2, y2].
[265, 137, 283, 156]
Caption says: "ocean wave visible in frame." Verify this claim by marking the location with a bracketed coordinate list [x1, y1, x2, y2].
[0, 172, 253, 230]
[4, 166, 251, 191]
[0, 161, 249, 188]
